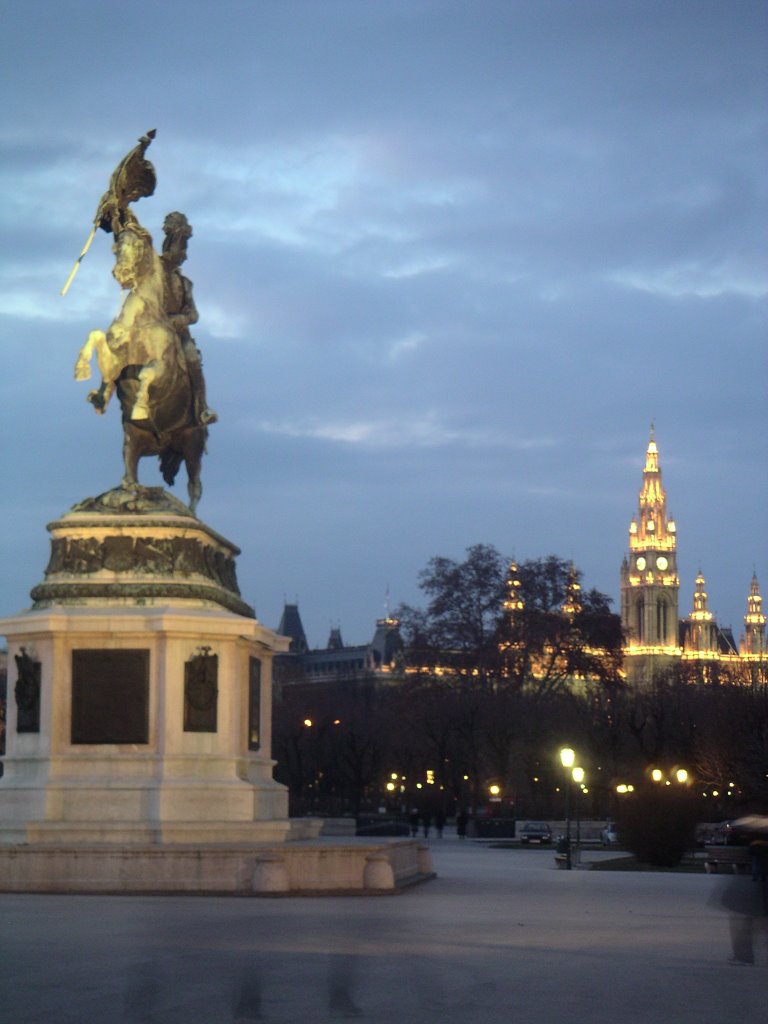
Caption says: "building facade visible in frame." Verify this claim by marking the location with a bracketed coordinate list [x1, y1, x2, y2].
[621, 430, 766, 684]
[274, 603, 403, 694]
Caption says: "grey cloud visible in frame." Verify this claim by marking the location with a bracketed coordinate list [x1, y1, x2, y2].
[0, 0, 765, 642]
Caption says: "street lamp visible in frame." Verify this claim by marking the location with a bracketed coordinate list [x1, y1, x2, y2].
[572, 766, 585, 856]
[559, 747, 576, 870]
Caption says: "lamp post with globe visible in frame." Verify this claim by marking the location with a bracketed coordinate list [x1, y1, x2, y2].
[559, 746, 576, 869]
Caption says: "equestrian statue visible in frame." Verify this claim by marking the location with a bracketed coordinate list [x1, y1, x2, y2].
[69, 131, 216, 512]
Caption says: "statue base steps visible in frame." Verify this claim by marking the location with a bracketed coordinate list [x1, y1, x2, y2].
[0, 838, 434, 895]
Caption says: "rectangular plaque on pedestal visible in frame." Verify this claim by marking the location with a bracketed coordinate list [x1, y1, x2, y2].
[184, 652, 218, 733]
[71, 649, 149, 744]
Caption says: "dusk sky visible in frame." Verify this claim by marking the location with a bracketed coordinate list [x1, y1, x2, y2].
[1, 1, 766, 648]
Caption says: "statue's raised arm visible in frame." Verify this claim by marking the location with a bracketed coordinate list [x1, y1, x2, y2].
[69, 132, 213, 513]
[94, 129, 158, 237]
[61, 130, 157, 297]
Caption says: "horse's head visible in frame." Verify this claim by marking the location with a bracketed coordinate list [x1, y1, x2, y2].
[113, 225, 155, 290]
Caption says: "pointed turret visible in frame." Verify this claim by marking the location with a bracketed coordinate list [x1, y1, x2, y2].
[742, 573, 767, 656]
[503, 559, 525, 621]
[690, 570, 712, 622]
[369, 615, 402, 669]
[561, 563, 582, 620]
[682, 570, 718, 656]
[277, 602, 309, 654]
[327, 626, 344, 651]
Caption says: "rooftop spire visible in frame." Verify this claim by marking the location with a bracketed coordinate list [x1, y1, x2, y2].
[629, 429, 676, 553]
[561, 562, 582, 619]
[690, 570, 712, 622]
[503, 559, 524, 618]
[743, 572, 767, 655]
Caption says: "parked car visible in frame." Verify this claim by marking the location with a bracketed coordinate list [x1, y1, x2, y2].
[710, 819, 756, 846]
[600, 822, 619, 846]
[519, 821, 553, 844]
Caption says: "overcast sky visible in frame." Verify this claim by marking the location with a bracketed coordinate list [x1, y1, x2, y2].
[1, 0, 766, 647]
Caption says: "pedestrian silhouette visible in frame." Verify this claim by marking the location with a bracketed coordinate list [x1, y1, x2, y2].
[409, 809, 419, 837]
[435, 809, 446, 838]
[456, 809, 469, 839]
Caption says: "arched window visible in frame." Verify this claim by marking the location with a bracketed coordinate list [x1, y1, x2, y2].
[656, 600, 668, 643]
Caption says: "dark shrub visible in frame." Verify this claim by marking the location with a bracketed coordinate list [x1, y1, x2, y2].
[615, 785, 698, 867]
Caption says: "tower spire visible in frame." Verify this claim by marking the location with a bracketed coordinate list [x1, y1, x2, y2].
[743, 572, 767, 656]
[503, 559, 525, 620]
[620, 430, 680, 670]
[561, 562, 582, 619]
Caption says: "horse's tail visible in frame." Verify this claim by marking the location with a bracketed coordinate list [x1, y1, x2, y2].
[159, 448, 183, 486]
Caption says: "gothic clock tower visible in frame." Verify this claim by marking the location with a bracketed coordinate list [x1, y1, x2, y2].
[621, 428, 680, 680]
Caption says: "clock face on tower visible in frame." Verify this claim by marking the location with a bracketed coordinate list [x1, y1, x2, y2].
[656, 556, 669, 571]
[636, 557, 646, 571]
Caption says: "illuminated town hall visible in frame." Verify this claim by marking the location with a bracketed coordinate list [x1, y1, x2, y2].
[273, 429, 765, 690]
[620, 429, 766, 684]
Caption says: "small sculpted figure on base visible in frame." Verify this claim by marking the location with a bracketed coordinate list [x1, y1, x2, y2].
[69, 131, 214, 512]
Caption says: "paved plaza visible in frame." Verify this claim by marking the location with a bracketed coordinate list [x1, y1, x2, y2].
[1, 839, 764, 1023]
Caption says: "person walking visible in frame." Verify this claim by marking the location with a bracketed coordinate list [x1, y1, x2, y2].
[456, 809, 469, 840]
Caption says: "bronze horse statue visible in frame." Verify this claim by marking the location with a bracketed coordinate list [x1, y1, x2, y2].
[74, 223, 207, 511]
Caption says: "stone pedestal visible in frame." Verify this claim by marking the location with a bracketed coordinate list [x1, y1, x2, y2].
[0, 488, 292, 846]
[0, 487, 432, 894]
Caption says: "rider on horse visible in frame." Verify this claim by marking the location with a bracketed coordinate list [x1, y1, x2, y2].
[161, 212, 217, 427]
[68, 132, 213, 510]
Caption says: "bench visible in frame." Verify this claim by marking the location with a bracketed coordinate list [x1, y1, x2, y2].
[704, 845, 752, 874]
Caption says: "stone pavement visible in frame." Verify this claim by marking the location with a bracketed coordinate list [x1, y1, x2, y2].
[0, 839, 764, 1023]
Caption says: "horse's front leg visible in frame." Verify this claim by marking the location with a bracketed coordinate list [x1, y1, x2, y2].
[86, 380, 108, 414]
[76, 331, 116, 414]
[74, 330, 104, 381]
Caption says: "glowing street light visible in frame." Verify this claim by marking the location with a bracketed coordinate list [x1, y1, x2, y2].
[560, 747, 575, 770]
[675, 768, 689, 784]
[572, 767, 585, 852]
[559, 747, 576, 870]
[651, 768, 663, 783]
